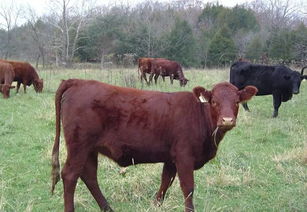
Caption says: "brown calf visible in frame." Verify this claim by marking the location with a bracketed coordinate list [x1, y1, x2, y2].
[0, 62, 15, 98]
[0, 59, 43, 93]
[51, 79, 257, 212]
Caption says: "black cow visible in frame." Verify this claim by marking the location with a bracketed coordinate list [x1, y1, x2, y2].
[230, 62, 307, 117]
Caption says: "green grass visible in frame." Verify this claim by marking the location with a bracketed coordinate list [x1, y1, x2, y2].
[0, 67, 306, 212]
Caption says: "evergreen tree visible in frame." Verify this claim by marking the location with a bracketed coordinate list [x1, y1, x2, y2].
[207, 26, 236, 67]
[78, 13, 125, 62]
[268, 29, 294, 63]
[246, 36, 264, 61]
[223, 5, 259, 33]
[161, 18, 196, 67]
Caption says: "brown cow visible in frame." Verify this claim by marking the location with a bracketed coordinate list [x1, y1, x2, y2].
[150, 58, 189, 87]
[138, 57, 154, 84]
[51, 79, 257, 212]
[0, 59, 43, 93]
[0, 62, 15, 98]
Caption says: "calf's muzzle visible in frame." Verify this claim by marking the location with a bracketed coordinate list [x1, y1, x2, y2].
[220, 117, 236, 129]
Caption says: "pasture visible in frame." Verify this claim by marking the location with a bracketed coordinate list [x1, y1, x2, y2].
[0, 67, 306, 212]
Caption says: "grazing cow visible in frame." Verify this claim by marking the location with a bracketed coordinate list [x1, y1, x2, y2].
[51, 79, 257, 212]
[150, 58, 189, 87]
[0, 59, 43, 93]
[230, 61, 307, 117]
[0, 62, 15, 98]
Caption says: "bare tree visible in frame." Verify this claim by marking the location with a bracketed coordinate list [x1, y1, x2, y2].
[46, 0, 95, 67]
[25, 7, 48, 67]
[0, 0, 22, 58]
[250, 0, 302, 30]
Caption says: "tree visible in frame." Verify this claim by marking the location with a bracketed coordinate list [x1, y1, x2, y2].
[291, 23, 307, 62]
[222, 5, 259, 33]
[246, 36, 264, 61]
[78, 10, 125, 64]
[25, 7, 48, 67]
[46, 0, 95, 67]
[198, 3, 226, 32]
[0, 0, 22, 58]
[207, 26, 237, 67]
[161, 18, 196, 67]
[268, 29, 294, 63]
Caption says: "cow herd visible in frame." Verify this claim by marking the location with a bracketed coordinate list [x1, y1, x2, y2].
[0, 59, 44, 98]
[1, 57, 306, 212]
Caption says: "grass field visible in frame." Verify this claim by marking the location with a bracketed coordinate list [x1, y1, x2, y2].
[0, 67, 306, 212]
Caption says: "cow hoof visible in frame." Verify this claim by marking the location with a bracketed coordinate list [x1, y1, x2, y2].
[154, 194, 164, 207]
[103, 206, 114, 212]
[119, 167, 127, 175]
[154, 198, 163, 207]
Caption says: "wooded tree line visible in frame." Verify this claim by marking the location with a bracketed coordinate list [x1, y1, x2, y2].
[0, 0, 306, 68]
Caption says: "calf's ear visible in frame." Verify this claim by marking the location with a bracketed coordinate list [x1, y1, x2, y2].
[239, 86, 258, 102]
[193, 86, 212, 103]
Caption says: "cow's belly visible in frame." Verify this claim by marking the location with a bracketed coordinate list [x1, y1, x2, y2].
[97, 142, 171, 167]
[255, 90, 272, 95]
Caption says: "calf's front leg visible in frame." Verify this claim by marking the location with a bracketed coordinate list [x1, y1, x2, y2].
[176, 161, 195, 212]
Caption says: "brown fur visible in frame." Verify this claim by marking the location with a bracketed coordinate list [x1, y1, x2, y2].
[0, 62, 15, 98]
[51, 79, 257, 212]
[0, 59, 43, 93]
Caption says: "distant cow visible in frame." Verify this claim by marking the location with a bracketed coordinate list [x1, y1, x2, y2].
[51, 79, 257, 212]
[138, 57, 154, 84]
[0, 62, 15, 98]
[150, 58, 189, 87]
[230, 61, 307, 117]
[0, 59, 43, 93]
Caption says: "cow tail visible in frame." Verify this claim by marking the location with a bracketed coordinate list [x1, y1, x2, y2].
[51, 79, 73, 194]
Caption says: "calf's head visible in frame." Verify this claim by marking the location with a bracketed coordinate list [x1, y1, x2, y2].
[193, 82, 257, 130]
[33, 78, 44, 92]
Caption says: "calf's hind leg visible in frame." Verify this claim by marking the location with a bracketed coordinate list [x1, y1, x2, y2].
[61, 155, 87, 212]
[61, 141, 93, 212]
[80, 151, 113, 212]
